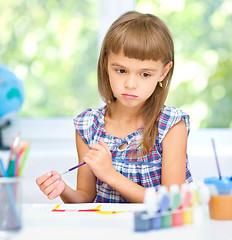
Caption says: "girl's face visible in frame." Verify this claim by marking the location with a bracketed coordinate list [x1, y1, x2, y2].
[107, 50, 172, 109]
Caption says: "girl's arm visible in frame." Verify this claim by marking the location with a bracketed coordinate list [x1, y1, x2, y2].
[83, 120, 187, 203]
[36, 131, 96, 203]
[83, 139, 146, 203]
[60, 131, 97, 203]
[161, 119, 187, 188]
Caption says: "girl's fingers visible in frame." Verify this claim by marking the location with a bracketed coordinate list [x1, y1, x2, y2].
[39, 174, 60, 192]
[36, 170, 59, 186]
[43, 179, 60, 196]
[91, 141, 109, 152]
[84, 141, 111, 163]
[83, 156, 90, 164]
[36, 170, 63, 200]
[99, 139, 111, 155]
[50, 170, 59, 176]
[91, 143, 102, 150]
[47, 180, 65, 200]
[36, 172, 52, 186]
[90, 140, 110, 155]
[84, 149, 98, 161]
[47, 188, 59, 200]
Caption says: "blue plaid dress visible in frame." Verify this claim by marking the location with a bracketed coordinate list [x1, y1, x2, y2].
[74, 105, 192, 203]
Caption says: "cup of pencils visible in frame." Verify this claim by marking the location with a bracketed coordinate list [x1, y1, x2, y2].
[0, 133, 30, 232]
[0, 177, 22, 231]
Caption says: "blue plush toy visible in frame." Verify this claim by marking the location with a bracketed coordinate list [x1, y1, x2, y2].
[0, 64, 24, 149]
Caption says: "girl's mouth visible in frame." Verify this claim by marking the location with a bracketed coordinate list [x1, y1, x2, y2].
[122, 93, 138, 99]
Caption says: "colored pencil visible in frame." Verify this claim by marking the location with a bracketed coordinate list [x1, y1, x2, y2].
[0, 158, 6, 177]
[18, 146, 30, 176]
[7, 133, 21, 177]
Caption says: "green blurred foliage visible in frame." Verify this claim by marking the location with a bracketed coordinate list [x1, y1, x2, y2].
[1, 0, 231, 129]
[0, 0, 98, 117]
[137, 0, 232, 128]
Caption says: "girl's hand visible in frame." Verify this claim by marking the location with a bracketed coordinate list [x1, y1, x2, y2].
[83, 139, 116, 183]
[36, 170, 66, 200]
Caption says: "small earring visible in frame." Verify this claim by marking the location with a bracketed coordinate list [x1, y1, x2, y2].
[159, 82, 163, 88]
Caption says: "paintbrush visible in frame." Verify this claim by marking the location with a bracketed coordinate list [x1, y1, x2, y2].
[211, 138, 221, 180]
[61, 162, 86, 175]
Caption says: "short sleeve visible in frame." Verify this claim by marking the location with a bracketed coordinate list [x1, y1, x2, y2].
[73, 108, 95, 146]
[158, 106, 190, 144]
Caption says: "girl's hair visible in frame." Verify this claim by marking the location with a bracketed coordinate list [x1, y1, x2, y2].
[97, 11, 174, 155]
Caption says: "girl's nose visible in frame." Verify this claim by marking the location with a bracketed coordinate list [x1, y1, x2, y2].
[125, 75, 137, 89]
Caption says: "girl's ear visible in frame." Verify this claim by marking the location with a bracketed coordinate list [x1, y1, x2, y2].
[160, 61, 173, 81]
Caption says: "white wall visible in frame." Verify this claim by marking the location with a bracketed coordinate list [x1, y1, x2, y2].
[1, 118, 232, 203]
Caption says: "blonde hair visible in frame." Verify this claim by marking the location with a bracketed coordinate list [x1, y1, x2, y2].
[98, 11, 174, 155]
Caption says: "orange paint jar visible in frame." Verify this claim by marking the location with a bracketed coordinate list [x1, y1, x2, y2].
[209, 195, 232, 220]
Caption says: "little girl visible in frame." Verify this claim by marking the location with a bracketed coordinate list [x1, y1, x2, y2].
[36, 11, 192, 203]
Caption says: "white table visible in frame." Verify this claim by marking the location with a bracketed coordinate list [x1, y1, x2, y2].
[1, 203, 232, 240]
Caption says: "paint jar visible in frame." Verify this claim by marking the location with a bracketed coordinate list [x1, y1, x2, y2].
[182, 207, 193, 224]
[134, 211, 150, 231]
[150, 213, 162, 230]
[0, 177, 22, 232]
[204, 176, 232, 220]
[172, 208, 183, 227]
[161, 211, 172, 228]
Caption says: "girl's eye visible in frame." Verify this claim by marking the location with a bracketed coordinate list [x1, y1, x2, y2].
[141, 72, 151, 78]
[116, 69, 127, 74]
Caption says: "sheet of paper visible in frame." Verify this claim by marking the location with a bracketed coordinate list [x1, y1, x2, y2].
[22, 203, 145, 228]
